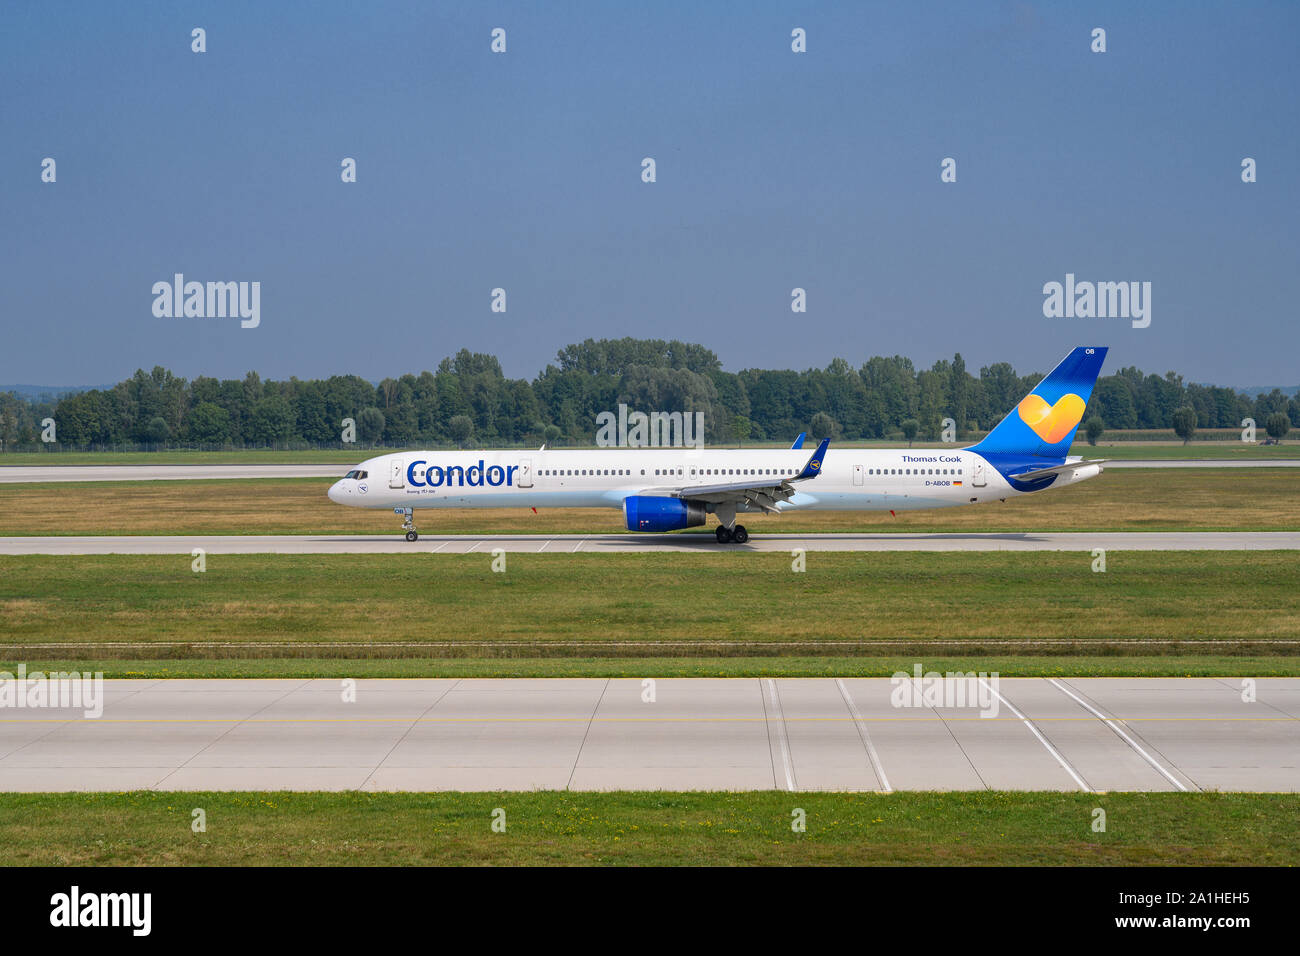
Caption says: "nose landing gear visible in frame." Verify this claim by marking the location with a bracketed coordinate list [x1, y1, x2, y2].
[395, 507, 418, 542]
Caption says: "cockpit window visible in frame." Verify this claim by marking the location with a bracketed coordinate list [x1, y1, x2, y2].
[343, 470, 367, 480]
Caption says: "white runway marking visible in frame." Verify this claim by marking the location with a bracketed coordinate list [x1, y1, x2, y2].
[978, 677, 1092, 792]
[764, 679, 796, 791]
[836, 678, 891, 792]
[1049, 678, 1190, 792]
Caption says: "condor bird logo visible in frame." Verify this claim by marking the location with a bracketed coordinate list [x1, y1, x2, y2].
[1017, 393, 1086, 444]
[809, 459, 821, 471]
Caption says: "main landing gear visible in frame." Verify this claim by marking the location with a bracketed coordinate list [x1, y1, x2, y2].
[395, 507, 418, 542]
[715, 524, 749, 545]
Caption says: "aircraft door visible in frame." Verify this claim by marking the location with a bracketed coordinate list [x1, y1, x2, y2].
[389, 459, 405, 489]
[517, 457, 533, 488]
[853, 463, 864, 486]
[972, 461, 986, 487]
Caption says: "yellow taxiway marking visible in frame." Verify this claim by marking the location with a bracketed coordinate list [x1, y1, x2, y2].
[0, 716, 1295, 725]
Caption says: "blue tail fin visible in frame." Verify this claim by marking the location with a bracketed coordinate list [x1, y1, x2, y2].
[969, 347, 1107, 459]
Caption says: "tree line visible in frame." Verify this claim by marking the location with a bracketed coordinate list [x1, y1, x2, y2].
[1, 337, 1295, 450]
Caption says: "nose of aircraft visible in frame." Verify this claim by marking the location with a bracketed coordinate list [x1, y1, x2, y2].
[328, 479, 347, 504]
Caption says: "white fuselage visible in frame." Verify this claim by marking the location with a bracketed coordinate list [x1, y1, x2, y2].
[327, 447, 1098, 514]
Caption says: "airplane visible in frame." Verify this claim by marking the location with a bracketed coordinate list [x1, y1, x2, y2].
[328, 346, 1108, 544]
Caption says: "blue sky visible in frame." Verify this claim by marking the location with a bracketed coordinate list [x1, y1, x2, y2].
[2, 0, 1296, 386]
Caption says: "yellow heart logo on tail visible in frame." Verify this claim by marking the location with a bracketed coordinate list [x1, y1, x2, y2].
[1017, 393, 1085, 444]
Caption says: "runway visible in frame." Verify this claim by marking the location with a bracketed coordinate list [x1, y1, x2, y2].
[1, 459, 1297, 483]
[0, 678, 1294, 792]
[2, 531, 1299, 554]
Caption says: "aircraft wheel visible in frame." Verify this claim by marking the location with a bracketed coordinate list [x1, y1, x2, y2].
[405, 531, 419, 542]
[732, 525, 749, 544]
[715, 526, 733, 544]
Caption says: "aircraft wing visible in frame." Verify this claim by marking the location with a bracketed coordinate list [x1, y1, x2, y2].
[636, 438, 830, 513]
[1011, 459, 1107, 482]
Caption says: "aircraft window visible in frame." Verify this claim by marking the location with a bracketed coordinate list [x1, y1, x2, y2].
[654, 469, 660, 476]
[640, 469, 645, 475]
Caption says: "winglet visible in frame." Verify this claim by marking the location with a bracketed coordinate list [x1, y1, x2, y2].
[790, 432, 806, 450]
[793, 437, 830, 480]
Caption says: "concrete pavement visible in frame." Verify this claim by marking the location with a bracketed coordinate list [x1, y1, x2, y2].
[0, 677, 1294, 792]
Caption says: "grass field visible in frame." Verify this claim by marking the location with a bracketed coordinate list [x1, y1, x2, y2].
[1, 468, 1297, 536]
[1, 791, 1294, 866]
[1, 552, 1296, 660]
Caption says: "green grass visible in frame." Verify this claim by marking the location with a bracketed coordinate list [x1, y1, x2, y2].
[2, 468, 1298, 535]
[1, 791, 1294, 865]
[1, 552, 1297, 657]
[5, 656, 1299, 679]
